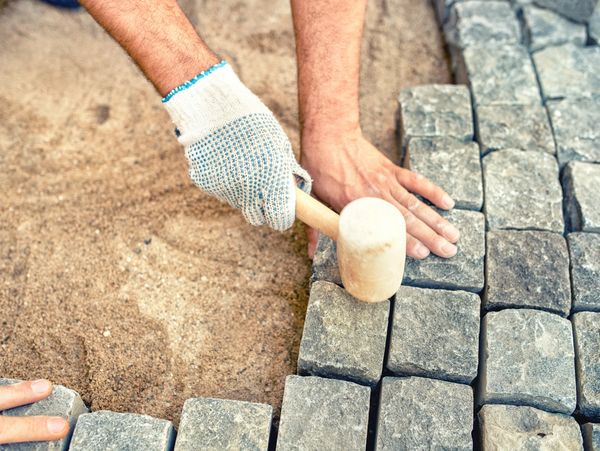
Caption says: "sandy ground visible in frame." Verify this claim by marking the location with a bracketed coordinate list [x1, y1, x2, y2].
[0, 0, 450, 423]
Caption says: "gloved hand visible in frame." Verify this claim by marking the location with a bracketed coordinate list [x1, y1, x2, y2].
[163, 61, 311, 231]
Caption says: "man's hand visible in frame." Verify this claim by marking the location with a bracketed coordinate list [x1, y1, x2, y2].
[0, 380, 69, 445]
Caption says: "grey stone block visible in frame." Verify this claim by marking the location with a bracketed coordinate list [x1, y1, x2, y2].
[562, 161, 600, 233]
[590, 5, 600, 44]
[0, 379, 88, 451]
[475, 104, 555, 155]
[174, 397, 272, 451]
[573, 312, 600, 419]
[388, 286, 480, 384]
[408, 137, 483, 210]
[569, 233, 600, 312]
[483, 149, 564, 233]
[445, 1, 521, 49]
[297, 281, 389, 386]
[375, 376, 473, 450]
[69, 411, 175, 451]
[478, 404, 583, 450]
[485, 230, 571, 316]
[403, 208, 485, 292]
[547, 96, 600, 168]
[311, 234, 341, 286]
[533, 44, 600, 100]
[479, 308, 577, 415]
[533, 0, 596, 23]
[276, 375, 370, 451]
[583, 423, 600, 450]
[518, 4, 587, 52]
[398, 84, 473, 146]
[456, 44, 541, 106]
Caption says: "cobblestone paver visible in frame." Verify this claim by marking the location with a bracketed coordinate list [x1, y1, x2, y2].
[568, 233, 600, 312]
[479, 309, 577, 415]
[173, 398, 272, 451]
[562, 161, 600, 232]
[311, 234, 342, 286]
[276, 375, 370, 451]
[583, 423, 600, 450]
[573, 312, 600, 420]
[533, 0, 597, 23]
[376, 376, 473, 450]
[478, 404, 583, 449]
[485, 230, 571, 316]
[518, 4, 587, 51]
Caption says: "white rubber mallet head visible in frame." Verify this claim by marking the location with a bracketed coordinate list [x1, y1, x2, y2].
[295, 188, 406, 303]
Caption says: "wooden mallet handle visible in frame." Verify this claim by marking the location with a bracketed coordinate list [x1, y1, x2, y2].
[295, 187, 339, 241]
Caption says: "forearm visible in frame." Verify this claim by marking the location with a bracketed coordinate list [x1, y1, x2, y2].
[291, 0, 367, 133]
[80, 0, 219, 96]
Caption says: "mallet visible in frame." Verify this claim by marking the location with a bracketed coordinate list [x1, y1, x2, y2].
[295, 187, 406, 303]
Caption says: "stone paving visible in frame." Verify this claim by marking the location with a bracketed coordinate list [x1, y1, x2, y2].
[2, 0, 600, 449]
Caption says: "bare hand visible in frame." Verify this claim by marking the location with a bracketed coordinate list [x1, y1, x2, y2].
[301, 127, 460, 259]
[0, 380, 69, 445]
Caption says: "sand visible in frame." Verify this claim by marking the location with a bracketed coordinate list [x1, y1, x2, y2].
[0, 0, 450, 423]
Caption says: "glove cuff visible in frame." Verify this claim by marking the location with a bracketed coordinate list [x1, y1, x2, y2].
[162, 61, 271, 146]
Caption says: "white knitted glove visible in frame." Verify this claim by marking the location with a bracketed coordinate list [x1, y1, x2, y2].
[163, 61, 312, 231]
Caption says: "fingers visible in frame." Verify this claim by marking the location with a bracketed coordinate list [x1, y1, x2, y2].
[0, 380, 53, 411]
[0, 416, 69, 445]
[396, 168, 455, 210]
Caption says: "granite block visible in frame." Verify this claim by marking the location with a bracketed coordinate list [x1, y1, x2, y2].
[388, 286, 480, 384]
[475, 104, 555, 155]
[568, 233, 600, 312]
[518, 4, 587, 52]
[403, 208, 485, 292]
[298, 281, 389, 386]
[562, 161, 600, 233]
[311, 234, 341, 286]
[533, 43, 600, 100]
[590, 5, 600, 44]
[485, 230, 571, 316]
[276, 375, 370, 451]
[533, 0, 596, 23]
[174, 398, 272, 451]
[547, 96, 600, 168]
[408, 137, 483, 210]
[583, 423, 600, 450]
[573, 312, 600, 420]
[483, 149, 564, 232]
[479, 309, 577, 414]
[69, 411, 174, 451]
[376, 376, 473, 450]
[398, 84, 473, 146]
[478, 404, 583, 449]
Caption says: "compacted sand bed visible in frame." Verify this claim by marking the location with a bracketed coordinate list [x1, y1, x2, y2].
[0, 0, 450, 423]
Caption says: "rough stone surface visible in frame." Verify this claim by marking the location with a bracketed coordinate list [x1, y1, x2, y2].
[174, 397, 271, 451]
[568, 233, 600, 312]
[547, 96, 600, 168]
[573, 312, 600, 420]
[591, 5, 600, 44]
[388, 286, 480, 384]
[485, 230, 571, 316]
[298, 281, 389, 386]
[456, 44, 541, 106]
[478, 404, 584, 450]
[311, 234, 342, 286]
[408, 137, 483, 210]
[69, 411, 175, 451]
[403, 208, 485, 292]
[483, 149, 564, 233]
[518, 4, 587, 51]
[376, 376, 473, 450]
[583, 423, 600, 450]
[0, 379, 88, 451]
[533, 0, 596, 23]
[445, 1, 521, 49]
[534, 44, 600, 100]
[398, 84, 473, 145]
[479, 309, 577, 415]
[276, 375, 370, 451]
[562, 161, 600, 233]
[475, 104, 555, 155]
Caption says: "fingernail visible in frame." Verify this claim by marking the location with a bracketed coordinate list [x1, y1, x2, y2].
[47, 417, 67, 434]
[415, 243, 430, 259]
[442, 194, 455, 209]
[441, 242, 458, 257]
[31, 379, 51, 394]
[445, 224, 460, 242]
